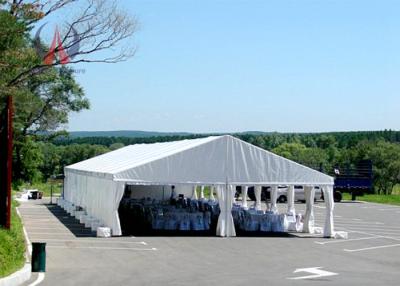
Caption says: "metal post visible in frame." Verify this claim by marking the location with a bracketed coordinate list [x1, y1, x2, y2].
[50, 183, 53, 204]
[0, 95, 13, 229]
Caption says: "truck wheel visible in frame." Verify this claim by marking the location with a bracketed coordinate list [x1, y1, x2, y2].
[334, 191, 342, 202]
[278, 195, 287, 203]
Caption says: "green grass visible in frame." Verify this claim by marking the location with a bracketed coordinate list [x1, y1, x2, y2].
[17, 181, 62, 197]
[0, 200, 26, 278]
[342, 193, 400, 206]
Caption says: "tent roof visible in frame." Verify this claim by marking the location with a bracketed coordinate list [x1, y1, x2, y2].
[65, 135, 333, 185]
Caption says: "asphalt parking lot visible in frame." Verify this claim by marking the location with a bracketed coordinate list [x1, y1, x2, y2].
[19, 199, 400, 286]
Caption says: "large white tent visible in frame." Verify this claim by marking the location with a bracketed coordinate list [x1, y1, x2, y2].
[64, 135, 336, 237]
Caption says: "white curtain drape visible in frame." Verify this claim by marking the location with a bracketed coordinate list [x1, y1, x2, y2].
[63, 171, 126, 235]
[216, 185, 236, 237]
[303, 186, 315, 233]
[254, 186, 262, 210]
[192, 185, 198, 200]
[324, 185, 335, 237]
[242, 186, 248, 209]
[200, 185, 205, 200]
[287, 185, 295, 216]
[270, 185, 278, 213]
[111, 181, 126, 235]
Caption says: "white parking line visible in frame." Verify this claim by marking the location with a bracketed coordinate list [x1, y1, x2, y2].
[335, 227, 400, 234]
[39, 238, 148, 244]
[344, 244, 400, 252]
[339, 230, 400, 241]
[334, 224, 400, 230]
[315, 220, 394, 226]
[315, 236, 382, 245]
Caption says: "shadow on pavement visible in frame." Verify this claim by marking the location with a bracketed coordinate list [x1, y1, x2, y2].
[44, 204, 96, 237]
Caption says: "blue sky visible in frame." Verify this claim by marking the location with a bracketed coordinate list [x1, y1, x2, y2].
[48, 0, 400, 133]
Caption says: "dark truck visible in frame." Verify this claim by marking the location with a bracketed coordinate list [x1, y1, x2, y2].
[333, 160, 373, 201]
[235, 160, 373, 203]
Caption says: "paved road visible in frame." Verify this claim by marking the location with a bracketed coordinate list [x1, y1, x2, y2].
[19, 199, 400, 286]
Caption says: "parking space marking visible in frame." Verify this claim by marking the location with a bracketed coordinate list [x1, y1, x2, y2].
[333, 224, 400, 230]
[315, 219, 394, 226]
[335, 227, 400, 234]
[36, 238, 148, 244]
[344, 243, 400, 252]
[314, 236, 383, 245]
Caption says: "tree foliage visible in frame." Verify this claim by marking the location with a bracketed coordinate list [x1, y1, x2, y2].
[0, 0, 137, 184]
[13, 131, 398, 196]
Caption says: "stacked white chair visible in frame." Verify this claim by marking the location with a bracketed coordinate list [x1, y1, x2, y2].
[79, 214, 87, 224]
[84, 216, 96, 228]
[74, 210, 85, 221]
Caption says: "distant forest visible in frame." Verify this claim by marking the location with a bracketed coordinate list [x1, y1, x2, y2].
[16, 130, 400, 195]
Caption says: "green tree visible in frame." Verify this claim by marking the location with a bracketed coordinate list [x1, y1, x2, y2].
[110, 143, 125, 150]
[14, 136, 44, 183]
[367, 141, 400, 194]
[273, 142, 307, 162]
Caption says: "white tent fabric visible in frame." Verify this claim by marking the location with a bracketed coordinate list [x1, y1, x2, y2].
[303, 186, 315, 233]
[287, 185, 295, 216]
[270, 186, 278, 213]
[200, 186, 205, 200]
[64, 174, 125, 235]
[254, 186, 262, 211]
[216, 185, 236, 237]
[64, 135, 334, 236]
[324, 185, 335, 237]
[242, 186, 249, 209]
[192, 185, 198, 200]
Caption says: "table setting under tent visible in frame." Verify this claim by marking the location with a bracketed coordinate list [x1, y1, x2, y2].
[60, 135, 347, 239]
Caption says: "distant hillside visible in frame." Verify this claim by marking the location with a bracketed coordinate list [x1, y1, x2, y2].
[67, 130, 276, 138]
[68, 130, 193, 138]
